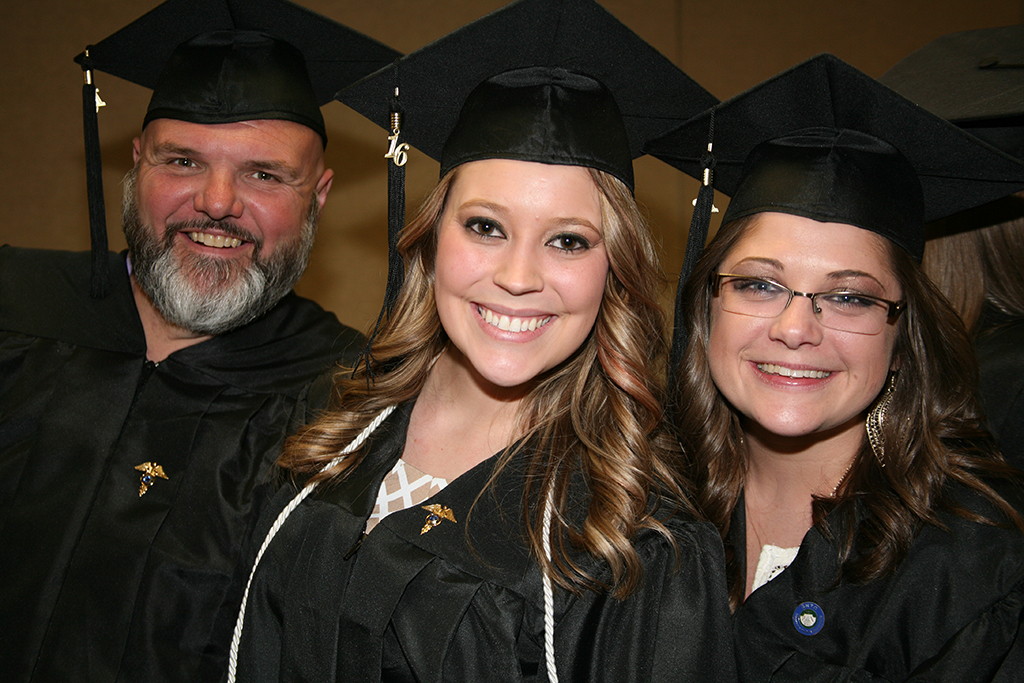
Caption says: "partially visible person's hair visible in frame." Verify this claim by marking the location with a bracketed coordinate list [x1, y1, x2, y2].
[923, 192, 1024, 334]
[675, 214, 1024, 610]
[281, 165, 688, 598]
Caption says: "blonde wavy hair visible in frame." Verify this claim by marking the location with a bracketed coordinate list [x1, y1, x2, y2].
[279, 164, 688, 597]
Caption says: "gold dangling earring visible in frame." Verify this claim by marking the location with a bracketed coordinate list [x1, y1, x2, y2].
[865, 373, 896, 467]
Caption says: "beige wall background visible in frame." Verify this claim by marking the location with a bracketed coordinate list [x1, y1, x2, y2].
[3, 0, 1022, 334]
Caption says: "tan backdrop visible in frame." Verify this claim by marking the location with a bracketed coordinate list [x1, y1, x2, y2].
[2, 0, 1022, 334]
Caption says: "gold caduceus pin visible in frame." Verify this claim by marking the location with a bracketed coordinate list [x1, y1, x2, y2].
[420, 504, 456, 534]
[134, 462, 168, 497]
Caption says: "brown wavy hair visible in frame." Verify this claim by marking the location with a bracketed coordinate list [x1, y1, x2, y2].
[674, 215, 1024, 609]
[280, 165, 688, 597]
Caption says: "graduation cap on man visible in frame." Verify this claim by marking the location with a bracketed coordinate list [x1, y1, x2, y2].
[74, 0, 401, 298]
[335, 0, 717, 375]
[644, 53, 1024, 385]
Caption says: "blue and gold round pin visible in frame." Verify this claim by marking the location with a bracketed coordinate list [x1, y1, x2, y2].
[792, 601, 824, 636]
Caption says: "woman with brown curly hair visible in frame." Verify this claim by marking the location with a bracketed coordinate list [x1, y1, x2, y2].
[648, 54, 1024, 681]
[223, 2, 732, 682]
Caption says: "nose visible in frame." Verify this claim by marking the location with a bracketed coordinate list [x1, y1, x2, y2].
[493, 241, 543, 295]
[193, 169, 244, 220]
[768, 294, 824, 348]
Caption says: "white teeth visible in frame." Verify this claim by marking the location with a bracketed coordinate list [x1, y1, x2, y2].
[188, 232, 243, 249]
[757, 363, 831, 379]
[479, 306, 550, 333]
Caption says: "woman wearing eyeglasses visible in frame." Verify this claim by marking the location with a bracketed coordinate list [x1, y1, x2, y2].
[648, 55, 1024, 681]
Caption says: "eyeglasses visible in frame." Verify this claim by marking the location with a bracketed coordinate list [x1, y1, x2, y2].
[713, 273, 905, 335]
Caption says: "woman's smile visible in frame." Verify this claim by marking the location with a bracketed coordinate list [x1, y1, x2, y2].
[475, 303, 553, 334]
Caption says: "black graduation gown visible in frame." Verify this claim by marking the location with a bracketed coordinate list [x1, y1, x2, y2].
[730, 483, 1024, 682]
[977, 319, 1024, 466]
[0, 247, 364, 683]
[233, 403, 736, 683]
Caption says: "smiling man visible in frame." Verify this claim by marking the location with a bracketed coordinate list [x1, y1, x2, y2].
[126, 116, 334, 360]
[0, 1, 399, 682]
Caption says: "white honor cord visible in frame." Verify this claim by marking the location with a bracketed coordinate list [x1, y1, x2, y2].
[226, 404, 397, 683]
[541, 486, 559, 683]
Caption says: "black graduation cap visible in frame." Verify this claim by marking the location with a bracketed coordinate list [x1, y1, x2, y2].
[335, 0, 716, 377]
[647, 53, 1024, 261]
[339, 0, 716, 188]
[74, 0, 401, 298]
[879, 25, 1024, 160]
[644, 53, 1024, 390]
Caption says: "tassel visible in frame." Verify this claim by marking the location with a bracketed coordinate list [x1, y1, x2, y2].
[82, 48, 109, 299]
[668, 110, 716, 400]
[383, 106, 407, 318]
[356, 69, 407, 383]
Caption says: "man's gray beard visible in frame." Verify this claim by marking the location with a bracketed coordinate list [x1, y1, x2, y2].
[122, 167, 318, 336]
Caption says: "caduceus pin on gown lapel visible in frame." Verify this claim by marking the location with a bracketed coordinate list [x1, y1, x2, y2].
[421, 504, 456, 534]
[134, 462, 168, 496]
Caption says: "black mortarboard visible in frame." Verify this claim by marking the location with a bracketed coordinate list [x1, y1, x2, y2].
[879, 25, 1024, 160]
[644, 53, 1024, 389]
[335, 0, 716, 378]
[74, 0, 401, 298]
[339, 0, 716, 189]
[647, 53, 1024, 261]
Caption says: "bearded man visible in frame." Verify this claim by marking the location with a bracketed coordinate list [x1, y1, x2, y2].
[0, 1, 398, 681]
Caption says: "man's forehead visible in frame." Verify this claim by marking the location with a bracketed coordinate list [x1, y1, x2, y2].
[141, 118, 324, 165]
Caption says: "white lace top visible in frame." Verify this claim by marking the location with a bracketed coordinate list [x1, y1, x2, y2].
[752, 544, 799, 592]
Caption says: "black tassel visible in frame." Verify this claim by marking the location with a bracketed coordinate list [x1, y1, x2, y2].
[355, 69, 407, 383]
[82, 49, 109, 299]
[668, 110, 716, 401]
[383, 109, 406, 318]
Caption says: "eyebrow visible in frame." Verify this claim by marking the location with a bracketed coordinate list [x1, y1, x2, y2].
[823, 269, 886, 289]
[247, 159, 301, 180]
[551, 216, 601, 233]
[457, 200, 509, 218]
[150, 142, 201, 159]
[730, 258, 887, 290]
[731, 256, 784, 270]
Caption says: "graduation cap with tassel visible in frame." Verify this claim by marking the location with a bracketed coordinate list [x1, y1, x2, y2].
[335, 0, 718, 380]
[74, 0, 401, 299]
[645, 53, 1024, 396]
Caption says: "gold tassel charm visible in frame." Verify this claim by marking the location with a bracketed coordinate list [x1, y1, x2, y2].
[384, 108, 409, 167]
